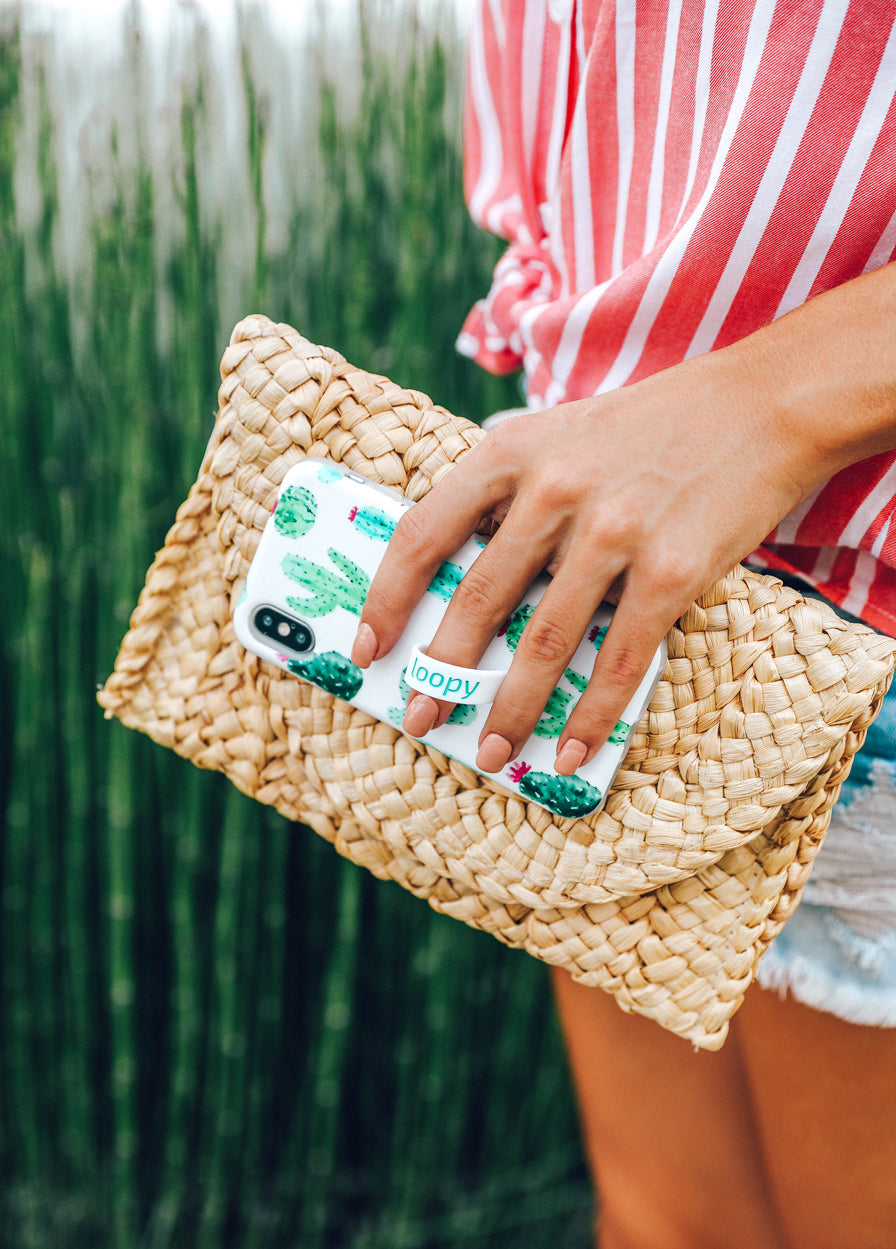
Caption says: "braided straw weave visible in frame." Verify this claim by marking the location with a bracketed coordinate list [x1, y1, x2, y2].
[99, 315, 896, 1049]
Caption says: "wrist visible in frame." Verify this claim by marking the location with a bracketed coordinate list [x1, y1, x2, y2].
[727, 263, 896, 488]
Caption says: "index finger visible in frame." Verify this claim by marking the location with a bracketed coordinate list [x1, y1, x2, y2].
[350, 446, 509, 667]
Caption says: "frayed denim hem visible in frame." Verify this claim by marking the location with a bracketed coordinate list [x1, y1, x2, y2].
[757, 903, 896, 1028]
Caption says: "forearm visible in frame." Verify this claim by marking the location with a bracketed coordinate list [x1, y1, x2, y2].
[720, 260, 896, 491]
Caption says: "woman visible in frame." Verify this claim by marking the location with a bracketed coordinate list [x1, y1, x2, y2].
[353, 2, 896, 1244]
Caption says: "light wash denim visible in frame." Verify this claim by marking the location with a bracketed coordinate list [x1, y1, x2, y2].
[757, 603, 896, 1027]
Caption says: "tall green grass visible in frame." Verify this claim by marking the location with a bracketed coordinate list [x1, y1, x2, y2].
[0, 3, 591, 1245]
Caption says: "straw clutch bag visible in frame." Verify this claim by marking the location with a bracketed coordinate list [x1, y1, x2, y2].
[98, 315, 896, 1050]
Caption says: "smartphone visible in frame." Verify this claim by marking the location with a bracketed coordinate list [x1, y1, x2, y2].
[233, 460, 666, 819]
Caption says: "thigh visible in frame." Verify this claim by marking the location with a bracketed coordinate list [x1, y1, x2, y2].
[551, 968, 786, 1249]
[734, 985, 896, 1249]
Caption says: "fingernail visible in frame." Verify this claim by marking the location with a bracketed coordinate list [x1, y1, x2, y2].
[476, 734, 513, 774]
[403, 694, 439, 738]
[555, 739, 587, 776]
[352, 622, 378, 668]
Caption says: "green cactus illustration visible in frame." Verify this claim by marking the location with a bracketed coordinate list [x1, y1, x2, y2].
[427, 560, 465, 600]
[287, 650, 363, 700]
[316, 464, 344, 483]
[349, 505, 397, 542]
[533, 687, 573, 739]
[274, 484, 317, 538]
[446, 702, 478, 726]
[282, 548, 370, 617]
[608, 720, 631, 744]
[499, 604, 534, 651]
[563, 668, 588, 694]
[589, 623, 609, 650]
[512, 766, 602, 817]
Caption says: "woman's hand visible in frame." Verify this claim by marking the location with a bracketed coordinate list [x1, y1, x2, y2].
[351, 265, 896, 776]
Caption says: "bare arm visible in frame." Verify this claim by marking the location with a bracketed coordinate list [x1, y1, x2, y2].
[352, 261, 896, 776]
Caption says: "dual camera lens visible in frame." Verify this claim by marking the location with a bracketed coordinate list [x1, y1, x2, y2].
[253, 607, 315, 655]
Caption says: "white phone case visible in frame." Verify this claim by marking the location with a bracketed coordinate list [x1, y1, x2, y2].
[233, 460, 666, 818]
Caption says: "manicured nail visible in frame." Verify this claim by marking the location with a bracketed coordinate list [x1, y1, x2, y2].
[476, 734, 513, 773]
[555, 739, 588, 776]
[351, 622, 378, 668]
[403, 694, 439, 738]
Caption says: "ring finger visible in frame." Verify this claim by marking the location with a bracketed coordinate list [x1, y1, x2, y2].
[472, 546, 624, 773]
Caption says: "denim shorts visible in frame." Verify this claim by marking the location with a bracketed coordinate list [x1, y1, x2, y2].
[755, 580, 896, 1027]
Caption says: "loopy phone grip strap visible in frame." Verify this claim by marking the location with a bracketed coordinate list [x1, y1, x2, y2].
[405, 644, 508, 704]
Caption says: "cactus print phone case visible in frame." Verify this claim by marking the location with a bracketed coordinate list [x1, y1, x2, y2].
[233, 460, 666, 818]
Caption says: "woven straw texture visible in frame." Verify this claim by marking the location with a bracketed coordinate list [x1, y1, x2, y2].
[99, 315, 896, 1049]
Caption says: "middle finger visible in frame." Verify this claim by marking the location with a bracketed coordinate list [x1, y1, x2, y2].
[400, 504, 565, 737]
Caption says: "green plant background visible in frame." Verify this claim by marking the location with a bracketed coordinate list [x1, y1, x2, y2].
[0, 2, 593, 1245]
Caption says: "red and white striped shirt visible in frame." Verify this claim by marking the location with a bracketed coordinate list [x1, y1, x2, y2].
[457, 0, 896, 636]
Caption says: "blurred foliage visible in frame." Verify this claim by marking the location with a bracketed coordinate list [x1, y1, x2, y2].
[0, 2, 591, 1246]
